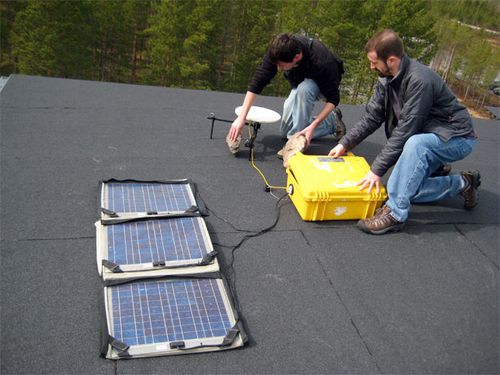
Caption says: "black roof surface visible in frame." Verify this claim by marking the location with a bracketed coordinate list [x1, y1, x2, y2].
[1, 74, 498, 375]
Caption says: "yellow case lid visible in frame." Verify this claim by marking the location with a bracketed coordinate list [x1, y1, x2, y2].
[286, 152, 387, 201]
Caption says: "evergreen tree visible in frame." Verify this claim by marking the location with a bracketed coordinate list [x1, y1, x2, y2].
[145, 0, 184, 86]
[431, 0, 499, 31]
[11, 0, 94, 79]
[177, 0, 216, 89]
[378, 0, 436, 63]
[3, 0, 497, 111]
[0, 0, 27, 75]
[90, 0, 133, 82]
[318, 0, 380, 103]
[122, 0, 152, 83]
[230, 0, 281, 94]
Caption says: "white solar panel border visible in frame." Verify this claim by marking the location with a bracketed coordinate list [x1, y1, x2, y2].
[101, 181, 197, 219]
[104, 278, 242, 358]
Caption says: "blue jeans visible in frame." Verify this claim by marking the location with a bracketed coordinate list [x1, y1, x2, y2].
[386, 133, 476, 222]
[281, 79, 337, 139]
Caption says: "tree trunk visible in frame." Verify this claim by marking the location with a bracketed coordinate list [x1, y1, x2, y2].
[130, 32, 137, 84]
[443, 45, 456, 83]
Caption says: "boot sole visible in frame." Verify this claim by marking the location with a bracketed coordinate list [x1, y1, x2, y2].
[357, 220, 405, 235]
[471, 172, 481, 188]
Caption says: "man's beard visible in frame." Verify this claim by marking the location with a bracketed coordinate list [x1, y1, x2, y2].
[376, 62, 391, 77]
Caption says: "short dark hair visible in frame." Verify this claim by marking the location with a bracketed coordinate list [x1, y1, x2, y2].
[365, 29, 404, 61]
[269, 33, 302, 63]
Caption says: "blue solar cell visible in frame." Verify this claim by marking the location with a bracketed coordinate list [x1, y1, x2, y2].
[107, 217, 210, 265]
[110, 279, 233, 346]
[105, 182, 195, 213]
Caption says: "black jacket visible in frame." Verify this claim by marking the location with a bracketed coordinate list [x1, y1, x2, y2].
[248, 35, 344, 106]
[340, 54, 474, 177]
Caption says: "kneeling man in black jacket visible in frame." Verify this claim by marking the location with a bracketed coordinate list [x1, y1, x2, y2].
[329, 29, 480, 235]
[227, 33, 345, 160]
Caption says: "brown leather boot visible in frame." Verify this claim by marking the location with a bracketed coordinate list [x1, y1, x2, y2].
[357, 206, 405, 235]
[333, 107, 346, 141]
[460, 170, 481, 209]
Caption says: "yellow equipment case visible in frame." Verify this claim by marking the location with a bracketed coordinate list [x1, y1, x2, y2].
[286, 152, 387, 221]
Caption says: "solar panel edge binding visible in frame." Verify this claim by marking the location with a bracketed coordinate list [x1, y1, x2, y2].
[104, 335, 246, 360]
[101, 178, 192, 184]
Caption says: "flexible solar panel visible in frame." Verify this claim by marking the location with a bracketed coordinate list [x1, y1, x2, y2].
[96, 217, 218, 281]
[101, 180, 199, 220]
[103, 277, 245, 358]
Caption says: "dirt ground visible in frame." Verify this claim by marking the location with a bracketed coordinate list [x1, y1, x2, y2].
[468, 107, 492, 119]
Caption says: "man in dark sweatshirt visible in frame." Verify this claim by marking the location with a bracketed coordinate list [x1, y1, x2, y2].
[227, 33, 345, 159]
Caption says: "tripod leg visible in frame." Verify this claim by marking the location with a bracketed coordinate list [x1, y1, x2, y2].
[210, 117, 215, 139]
[247, 122, 261, 161]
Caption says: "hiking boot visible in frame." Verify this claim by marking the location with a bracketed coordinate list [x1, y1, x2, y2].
[372, 204, 391, 218]
[226, 134, 241, 154]
[357, 206, 405, 235]
[333, 107, 346, 141]
[430, 164, 452, 177]
[460, 170, 481, 209]
[280, 133, 307, 168]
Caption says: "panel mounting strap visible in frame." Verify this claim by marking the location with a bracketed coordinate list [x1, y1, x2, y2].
[221, 326, 240, 346]
[168, 326, 239, 351]
[199, 251, 217, 265]
[185, 205, 199, 213]
[102, 259, 123, 273]
[101, 208, 118, 217]
[169, 341, 186, 349]
[106, 335, 131, 358]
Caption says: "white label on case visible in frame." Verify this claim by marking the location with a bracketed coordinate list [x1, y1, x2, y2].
[334, 207, 347, 216]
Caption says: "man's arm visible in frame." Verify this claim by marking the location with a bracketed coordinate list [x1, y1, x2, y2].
[298, 102, 335, 145]
[227, 91, 257, 142]
[227, 53, 277, 142]
[370, 77, 432, 177]
[332, 81, 387, 153]
[357, 73, 433, 192]
[328, 81, 386, 192]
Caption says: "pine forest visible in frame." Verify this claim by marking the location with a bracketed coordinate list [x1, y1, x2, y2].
[1, 0, 499, 115]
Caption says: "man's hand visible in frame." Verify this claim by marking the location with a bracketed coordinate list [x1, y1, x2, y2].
[357, 170, 381, 193]
[297, 124, 316, 147]
[328, 144, 346, 158]
[228, 91, 257, 142]
[227, 117, 245, 142]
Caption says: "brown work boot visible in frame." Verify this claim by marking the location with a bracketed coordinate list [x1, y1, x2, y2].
[372, 204, 391, 218]
[226, 134, 241, 154]
[430, 164, 452, 177]
[280, 133, 307, 168]
[357, 206, 405, 235]
[460, 170, 481, 209]
[333, 107, 346, 141]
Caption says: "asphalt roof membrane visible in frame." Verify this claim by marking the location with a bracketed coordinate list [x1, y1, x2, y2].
[1, 74, 498, 374]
